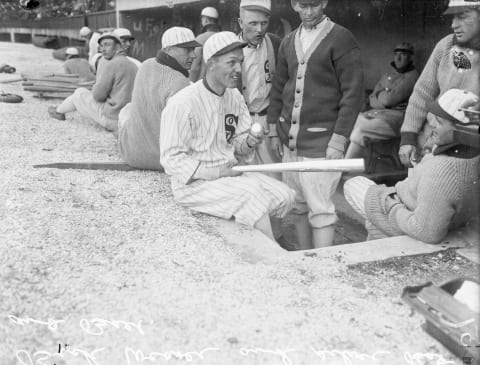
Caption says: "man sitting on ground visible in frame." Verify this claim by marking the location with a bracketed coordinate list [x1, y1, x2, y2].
[118, 27, 199, 170]
[113, 28, 142, 68]
[48, 32, 137, 132]
[345, 42, 419, 158]
[160, 32, 295, 241]
[63, 47, 95, 82]
[344, 89, 480, 244]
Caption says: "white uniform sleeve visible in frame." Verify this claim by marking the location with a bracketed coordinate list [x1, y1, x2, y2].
[160, 100, 202, 184]
[232, 92, 255, 158]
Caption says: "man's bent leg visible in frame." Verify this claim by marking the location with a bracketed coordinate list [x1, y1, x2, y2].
[56, 94, 77, 114]
[344, 176, 376, 219]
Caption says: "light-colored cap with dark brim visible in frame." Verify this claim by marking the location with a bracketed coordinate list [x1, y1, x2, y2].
[98, 32, 122, 45]
[203, 31, 247, 63]
[443, 0, 480, 14]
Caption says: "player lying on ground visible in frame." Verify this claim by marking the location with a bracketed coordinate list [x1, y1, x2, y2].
[160, 32, 295, 241]
[344, 89, 480, 244]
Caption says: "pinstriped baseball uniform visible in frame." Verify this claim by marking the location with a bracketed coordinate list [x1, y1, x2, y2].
[160, 79, 295, 226]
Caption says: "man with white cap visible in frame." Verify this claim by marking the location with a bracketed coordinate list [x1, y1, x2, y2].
[160, 32, 295, 241]
[79, 26, 101, 65]
[267, 0, 364, 249]
[189, 7, 222, 81]
[399, 0, 480, 166]
[113, 28, 142, 68]
[118, 27, 200, 171]
[48, 32, 137, 132]
[345, 88, 480, 244]
[63, 47, 95, 82]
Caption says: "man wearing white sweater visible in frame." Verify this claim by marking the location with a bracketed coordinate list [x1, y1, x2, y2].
[48, 32, 137, 132]
[118, 27, 200, 171]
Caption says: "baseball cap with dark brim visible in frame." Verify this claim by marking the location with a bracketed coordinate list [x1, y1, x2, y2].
[443, 0, 480, 15]
[98, 32, 121, 45]
[292, 0, 323, 5]
[427, 99, 462, 123]
[212, 41, 248, 58]
[175, 40, 202, 48]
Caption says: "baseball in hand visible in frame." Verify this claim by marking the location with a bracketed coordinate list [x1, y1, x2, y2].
[250, 122, 264, 137]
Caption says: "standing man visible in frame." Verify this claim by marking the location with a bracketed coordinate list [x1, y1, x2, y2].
[267, 0, 364, 249]
[79, 26, 101, 65]
[113, 28, 142, 68]
[118, 27, 200, 170]
[190, 7, 221, 82]
[160, 32, 295, 241]
[345, 42, 419, 158]
[48, 33, 137, 132]
[399, 0, 480, 166]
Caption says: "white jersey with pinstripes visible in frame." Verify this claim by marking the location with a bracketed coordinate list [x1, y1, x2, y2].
[160, 80, 253, 187]
[160, 79, 296, 226]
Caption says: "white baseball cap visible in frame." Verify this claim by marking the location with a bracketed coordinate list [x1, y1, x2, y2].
[113, 28, 134, 40]
[428, 89, 480, 124]
[444, 0, 480, 14]
[161, 27, 201, 48]
[79, 26, 91, 37]
[203, 31, 247, 63]
[65, 47, 79, 56]
[240, 0, 271, 15]
[201, 6, 219, 19]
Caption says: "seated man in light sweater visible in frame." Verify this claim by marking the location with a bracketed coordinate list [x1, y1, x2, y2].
[398, 0, 480, 166]
[160, 32, 295, 241]
[345, 42, 419, 158]
[344, 89, 480, 244]
[113, 28, 142, 69]
[48, 32, 138, 132]
[118, 27, 200, 171]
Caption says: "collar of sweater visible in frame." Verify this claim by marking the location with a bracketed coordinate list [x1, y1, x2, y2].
[433, 143, 480, 158]
[390, 61, 415, 74]
[155, 50, 189, 78]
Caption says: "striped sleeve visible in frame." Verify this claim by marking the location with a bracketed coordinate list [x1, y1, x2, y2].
[233, 91, 254, 157]
[160, 98, 201, 185]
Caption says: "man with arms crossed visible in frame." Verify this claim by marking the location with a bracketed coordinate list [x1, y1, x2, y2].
[160, 32, 295, 241]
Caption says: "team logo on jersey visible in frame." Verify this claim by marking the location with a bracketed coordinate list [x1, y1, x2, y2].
[224, 114, 239, 143]
[264, 60, 271, 83]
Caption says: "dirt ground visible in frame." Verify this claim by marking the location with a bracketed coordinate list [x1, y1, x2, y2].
[0, 42, 479, 365]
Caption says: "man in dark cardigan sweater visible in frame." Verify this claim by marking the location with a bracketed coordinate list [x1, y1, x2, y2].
[267, 0, 364, 249]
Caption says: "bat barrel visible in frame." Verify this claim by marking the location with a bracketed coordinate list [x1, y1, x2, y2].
[232, 158, 365, 173]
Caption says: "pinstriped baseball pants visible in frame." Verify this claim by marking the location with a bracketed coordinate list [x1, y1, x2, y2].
[171, 172, 295, 227]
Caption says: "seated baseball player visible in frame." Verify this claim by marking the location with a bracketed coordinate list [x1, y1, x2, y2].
[160, 32, 295, 241]
[345, 42, 419, 158]
[63, 47, 95, 82]
[118, 27, 200, 171]
[47, 32, 138, 132]
[344, 89, 480, 244]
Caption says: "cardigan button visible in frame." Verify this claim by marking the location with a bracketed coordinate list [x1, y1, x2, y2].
[289, 135, 293, 140]
[297, 75, 303, 79]
[295, 102, 300, 108]
[290, 148, 295, 152]
[292, 120, 297, 124]
[296, 89, 301, 93]
[301, 60, 305, 65]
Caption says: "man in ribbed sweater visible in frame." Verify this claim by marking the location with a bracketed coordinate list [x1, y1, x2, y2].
[399, 0, 480, 166]
[345, 89, 480, 244]
[267, 0, 364, 249]
[118, 27, 200, 171]
[48, 32, 137, 132]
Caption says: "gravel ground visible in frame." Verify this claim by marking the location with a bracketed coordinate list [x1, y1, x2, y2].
[1, 42, 479, 365]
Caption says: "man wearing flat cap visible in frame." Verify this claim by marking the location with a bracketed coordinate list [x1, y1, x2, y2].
[267, 0, 364, 249]
[398, 0, 480, 166]
[160, 32, 295, 241]
[346, 42, 419, 158]
[48, 32, 137, 132]
[118, 27, 200, 171]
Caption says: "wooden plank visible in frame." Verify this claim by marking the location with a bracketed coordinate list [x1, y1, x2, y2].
[23, 82, 78, 90]
[32, 92, 72, 99]
[24, 77, 80, 84]
[24, 86, 77, 92]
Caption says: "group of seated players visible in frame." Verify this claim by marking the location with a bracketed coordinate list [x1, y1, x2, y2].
[46, 0, 480, 250]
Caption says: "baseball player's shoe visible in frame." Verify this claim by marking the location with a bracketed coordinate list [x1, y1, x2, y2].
[48, 106, 66, 120]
